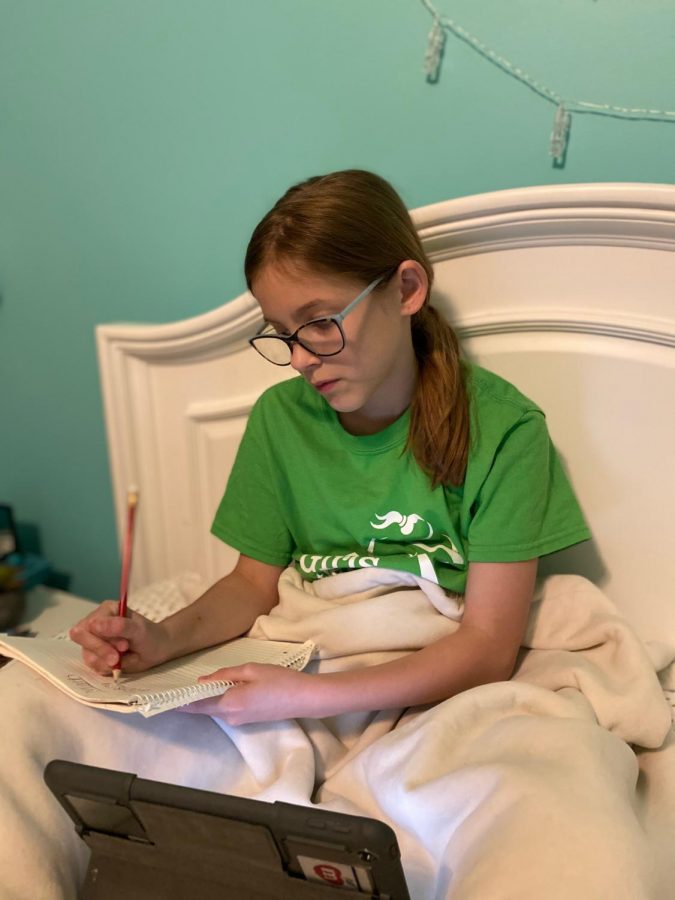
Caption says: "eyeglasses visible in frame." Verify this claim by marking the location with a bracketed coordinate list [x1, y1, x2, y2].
[249, 274, 388, 366]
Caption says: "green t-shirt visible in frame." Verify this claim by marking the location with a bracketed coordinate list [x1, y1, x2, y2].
[211, 365, 591, 593]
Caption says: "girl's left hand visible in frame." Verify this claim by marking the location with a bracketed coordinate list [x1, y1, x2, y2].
[176, 663, 316, 725]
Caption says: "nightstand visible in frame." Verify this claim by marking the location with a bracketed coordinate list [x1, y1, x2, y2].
[20, 585, 97, 636]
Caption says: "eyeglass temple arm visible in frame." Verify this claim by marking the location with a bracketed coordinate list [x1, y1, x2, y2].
[333, 274, 385, 324]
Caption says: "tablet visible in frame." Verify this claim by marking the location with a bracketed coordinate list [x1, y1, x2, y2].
[44, 760, 411, 899]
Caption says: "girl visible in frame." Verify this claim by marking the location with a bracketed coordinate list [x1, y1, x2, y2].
[70, 169, 590, 725]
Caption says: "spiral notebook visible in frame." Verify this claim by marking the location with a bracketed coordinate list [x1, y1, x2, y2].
[0, 634, 316, 717]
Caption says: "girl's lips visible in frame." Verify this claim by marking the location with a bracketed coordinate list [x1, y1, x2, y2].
[314, 379, 340, 394]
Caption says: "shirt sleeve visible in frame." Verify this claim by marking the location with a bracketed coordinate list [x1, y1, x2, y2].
[466, 410, 591, 562]
[210, 398, 294, 567]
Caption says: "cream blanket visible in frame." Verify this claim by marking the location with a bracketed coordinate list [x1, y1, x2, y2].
[0, 569, 673, 899]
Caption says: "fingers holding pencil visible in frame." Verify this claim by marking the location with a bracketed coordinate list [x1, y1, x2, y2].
[69, 604, 165, 675]
[68, 600, 129, 673]
[70, 484, 148, 678]
[70, 483, 178, 676]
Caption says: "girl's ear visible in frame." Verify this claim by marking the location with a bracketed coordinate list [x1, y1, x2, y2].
[398, 261, 428, 317]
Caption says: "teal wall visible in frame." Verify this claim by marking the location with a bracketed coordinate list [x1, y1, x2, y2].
[1, 0, 673, 600]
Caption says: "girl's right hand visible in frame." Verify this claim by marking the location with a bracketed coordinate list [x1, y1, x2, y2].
[69, 602, 171, 675]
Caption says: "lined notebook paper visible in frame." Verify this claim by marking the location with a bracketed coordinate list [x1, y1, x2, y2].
[0, 635, 316, 717]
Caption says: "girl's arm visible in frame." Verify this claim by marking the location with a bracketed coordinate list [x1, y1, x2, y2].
[69, 554, 285, 673]
[307, 558, 537, 714]
[183, 559, 537, 724]
[159, 554, 285, 658]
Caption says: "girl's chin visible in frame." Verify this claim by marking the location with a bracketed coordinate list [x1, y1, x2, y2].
[315, 380, 354, 408]
[327, 397, 358, 413]
[323, 389, 364, 414]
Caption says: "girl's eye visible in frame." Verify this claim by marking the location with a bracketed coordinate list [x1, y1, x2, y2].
[302, 318, 335, 335]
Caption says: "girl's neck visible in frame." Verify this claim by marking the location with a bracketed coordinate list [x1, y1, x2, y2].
[338, 404, 409, 436]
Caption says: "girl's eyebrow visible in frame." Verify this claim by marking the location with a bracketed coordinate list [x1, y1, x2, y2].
[263, 298, 339, 328]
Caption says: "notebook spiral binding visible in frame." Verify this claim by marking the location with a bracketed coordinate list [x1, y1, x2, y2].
[129, 642, 315, 714]
[130, 680, 233, 713]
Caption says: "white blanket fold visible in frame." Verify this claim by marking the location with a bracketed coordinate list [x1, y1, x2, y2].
[0, 569, 673, 900]
[250, 568, 671, 749]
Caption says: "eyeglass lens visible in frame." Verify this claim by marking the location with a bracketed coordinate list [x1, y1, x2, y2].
[252, 319, 344, 364]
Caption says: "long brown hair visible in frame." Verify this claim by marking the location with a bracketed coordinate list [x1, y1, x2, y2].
[244, 169, 470, 488]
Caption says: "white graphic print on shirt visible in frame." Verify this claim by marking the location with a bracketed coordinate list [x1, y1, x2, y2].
[297, 510, 464, 584]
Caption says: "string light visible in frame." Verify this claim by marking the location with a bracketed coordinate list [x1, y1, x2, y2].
[424, 16, 446, 83]
[420, 0, 675, 167]
[550, 104, 571, 167]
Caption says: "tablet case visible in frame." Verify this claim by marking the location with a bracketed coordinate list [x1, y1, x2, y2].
[44, 760, 411, 899]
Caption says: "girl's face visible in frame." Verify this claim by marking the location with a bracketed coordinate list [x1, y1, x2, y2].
[251, 261, 427, 434]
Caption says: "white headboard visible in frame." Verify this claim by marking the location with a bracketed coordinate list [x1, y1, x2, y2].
[97, 183, 675, 643]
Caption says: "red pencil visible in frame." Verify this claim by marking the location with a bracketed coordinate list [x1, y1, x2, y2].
[112, 486, 139, 684]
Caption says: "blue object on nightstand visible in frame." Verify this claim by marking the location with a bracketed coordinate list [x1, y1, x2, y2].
[4, 553, 52, 590]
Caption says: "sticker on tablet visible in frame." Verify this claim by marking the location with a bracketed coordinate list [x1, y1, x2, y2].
[297, 856, 358, 890]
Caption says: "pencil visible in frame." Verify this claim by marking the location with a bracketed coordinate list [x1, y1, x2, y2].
[112, 486, 139, 685]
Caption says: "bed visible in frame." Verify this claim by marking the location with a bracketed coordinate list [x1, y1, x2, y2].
[2, 182, 675, 899]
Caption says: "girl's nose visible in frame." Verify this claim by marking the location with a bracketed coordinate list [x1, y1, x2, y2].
[289, 342, 321, 372]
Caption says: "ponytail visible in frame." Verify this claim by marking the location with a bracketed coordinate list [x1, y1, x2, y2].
[408, 304, 470, 489]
